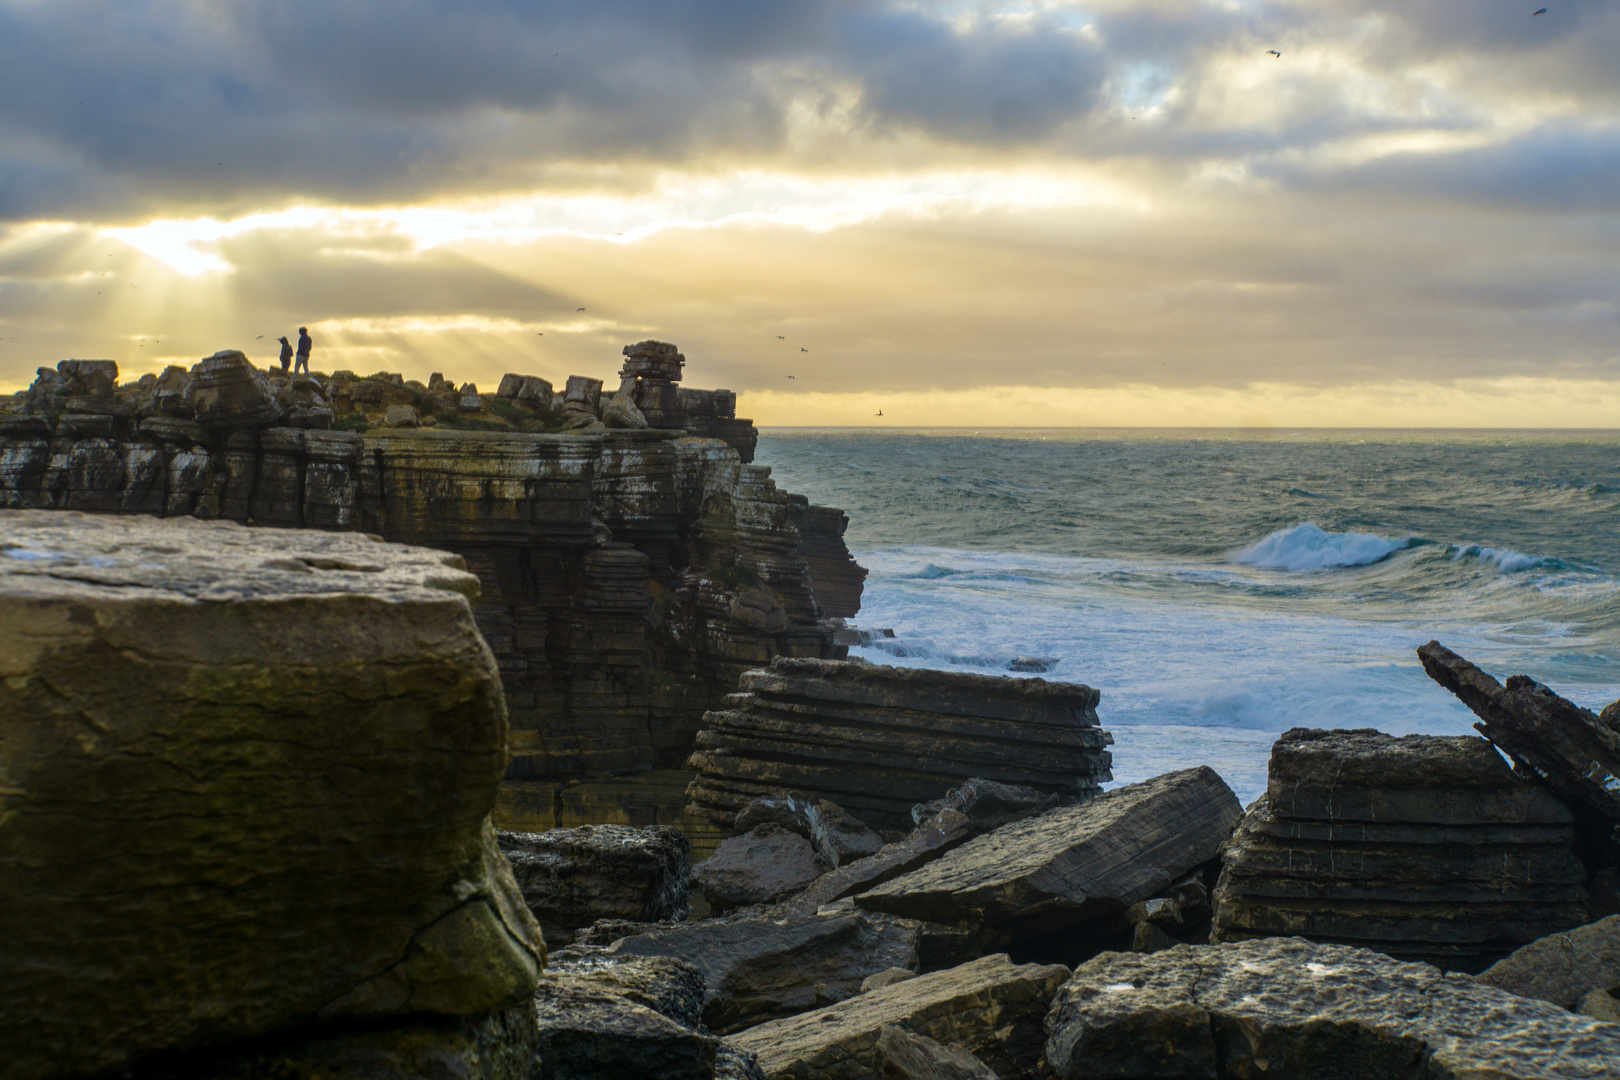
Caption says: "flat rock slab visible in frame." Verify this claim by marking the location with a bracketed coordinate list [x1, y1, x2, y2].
[603, 909, 926, 1033]
[729, 953, 1069, 1080]
[0, 510, 542, 1080]
[856, 768, 1241, 945]
[499, 824, 691, 945]
[1478, 915, 1620, 1010]
[1045, 937, 1620, 1080]
[695, 823, 828, 910]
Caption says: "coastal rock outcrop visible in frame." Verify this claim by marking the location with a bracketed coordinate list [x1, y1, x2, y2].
[694, 823, 829, 910]
[686, 659, 1114, 833]
[733, 790, 885, 867]
[0, 350, 864, 824]
[728, 953, 1070, 1080]
[855, 767, 1242, 952]
[1043, 938, 1620, 1080]
[874, 1025, 1000, 1080]
[498, 824, 691, 945]
[1210, 728, 1590, 970]
[0, 510, 543, 1080]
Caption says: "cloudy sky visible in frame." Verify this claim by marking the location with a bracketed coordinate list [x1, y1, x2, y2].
[1, 0, 1617, 425]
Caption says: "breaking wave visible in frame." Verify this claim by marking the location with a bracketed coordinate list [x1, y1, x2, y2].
[1230, 523, 1419, 571]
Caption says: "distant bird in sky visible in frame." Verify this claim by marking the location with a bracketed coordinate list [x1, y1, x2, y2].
[785, 375, 795, 379]
[1533, 7, 1548, 14]
[576, 306, 585, 311]
[256, 334, 263, 339]
[875, 409, 883, 416]
[800, 347, 808, 352]
[536, 332, 544, 335]
[1266, 49, 1281, 58]
[777, 335, 785, 339]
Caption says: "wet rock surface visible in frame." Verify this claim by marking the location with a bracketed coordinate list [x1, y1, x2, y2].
[1044, 937, 1620, 1080]
[728, 953, 1070, 1080]
[687, 659, 1114, 833]
[498, 824, 691, 945]
[856, 767, 1242, 950]
[695, 823, 829, 910]
[0, 510, 543, 1080]
[1211, 728, 1590, 970]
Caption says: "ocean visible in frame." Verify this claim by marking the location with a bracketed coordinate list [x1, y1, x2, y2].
[754, 428, 1620, 805]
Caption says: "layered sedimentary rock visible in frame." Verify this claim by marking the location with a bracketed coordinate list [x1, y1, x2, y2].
[787, 499, 866, 619]
[0, 352, 863, 798]
[729, 954, 1070, 1080]
[686, 659, 1114, 832]
[1044, 938, 1620, 1080]
[0, 510, 543, 1080]
[1211, 728, 1590, 970]
[856, 767, 1242, 950]
[498, 825, 691, 945]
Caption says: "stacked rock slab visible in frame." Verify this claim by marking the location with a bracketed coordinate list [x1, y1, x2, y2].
[0, 353, 864, 799]
[686, 658, 1113, 833]
[786, 497, 865, 619]
[623, 339, 688, 429]
[497, 824, 692, 946]
[1211, 728, 1590, 971]
[0, 510, 543, 1080]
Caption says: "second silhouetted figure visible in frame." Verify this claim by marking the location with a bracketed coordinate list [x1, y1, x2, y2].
[294, 327, 312, 374]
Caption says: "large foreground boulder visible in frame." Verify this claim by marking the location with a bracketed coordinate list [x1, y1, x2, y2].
[1211, 729, 1590, 970]
[1044, 938, 1620, 1079]
[499, 824, 692, 945]
[729, 953, 1070, 1080]
[1477, 915, 1620, 1010]
[0, 510, 544, 1080]
[856, 767, 1242, 949]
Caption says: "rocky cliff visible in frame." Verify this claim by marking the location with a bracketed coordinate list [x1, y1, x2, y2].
[0, 345, 865, 794]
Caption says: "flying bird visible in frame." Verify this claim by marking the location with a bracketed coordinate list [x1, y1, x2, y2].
[777, 335, 784, 339]
[576, 307, 585, 311]
[1266, 49, 1281, 58]
[256, 334, 263, 339]
[800, 347, 808, 352]
[875, 409, 883, 416]
[1533, 7, 1547, 14]
[785, 375, 795, 379]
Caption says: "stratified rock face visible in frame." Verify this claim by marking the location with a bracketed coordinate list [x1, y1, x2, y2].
[1044, 938, 1620, 1080]
[498, 825, 692, 945]
[1477, 915, 1620, 1010]
[601, 909, 932, 1033]
[788, 500, 865, 618]
[856, 768, 1242, 948]
[1419, 640, 1620, 827]
[729, 954, 1071, 1080]
[1211, 728, 1589, 971]
[687, 659, 1114, 833]
[0, 510, 544, 1080]
[0, 349, 865, 788]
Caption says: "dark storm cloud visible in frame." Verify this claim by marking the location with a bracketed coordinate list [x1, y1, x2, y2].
[1, 0, 1618, 222]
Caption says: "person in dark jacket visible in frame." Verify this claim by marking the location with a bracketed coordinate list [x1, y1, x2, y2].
[294, 327, 312, 374]
[278, 336, 293, 372]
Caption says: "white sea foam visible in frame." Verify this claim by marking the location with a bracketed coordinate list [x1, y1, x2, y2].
[1447, 543, 1559, 573]
[1230, 523, 1413, 571]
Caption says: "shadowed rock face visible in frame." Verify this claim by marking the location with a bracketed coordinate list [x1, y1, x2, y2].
[0, 510, 543, 1080]
[498, 824, 692, 945]
[1045, 938, 1620, 1080]
[1477, 914, 1620, 1010]
[1211, 728, 1590, 971]
[0, 354, 866, 788]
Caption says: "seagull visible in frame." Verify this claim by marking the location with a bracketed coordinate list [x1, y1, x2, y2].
[874, 409, 883, 416]
[536, 332, 544, 335]
[785, 375, 795, 379]
[576, 306, 585, 311]
[1266, 49, 1281, 58]
[256, 334, 263, 339]
[777, 335, 785, 339]
[800, 347, 808, 352]
[1533, 7, 1547, 13]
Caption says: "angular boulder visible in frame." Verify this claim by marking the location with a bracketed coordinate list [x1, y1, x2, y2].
[856, 768, 1242, 948]
[600, 908, 931, 1033]
[498, 824, 691, 945]
[0, 510, 544, 1080]
[695, 823, 827, 910]
[735, 790, 884, 868]
[1476, 915, 1620, 1010]
[184, 350, 284, 429]
[1212, 729, 1589, 970]
[728, 954, 1070, 1080]
[1044, 938, 1620, 1080]
[875, 1025, 1000, 1080]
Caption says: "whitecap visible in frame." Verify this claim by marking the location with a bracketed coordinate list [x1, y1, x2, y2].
[1230, 523, 1414, 571]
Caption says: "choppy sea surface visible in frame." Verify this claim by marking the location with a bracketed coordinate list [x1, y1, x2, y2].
[754, 429, 1620, 804]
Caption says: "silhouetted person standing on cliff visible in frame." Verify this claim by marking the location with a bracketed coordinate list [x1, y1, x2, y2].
[278, 336, 293, 372]
[294, 327, 311, 374]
